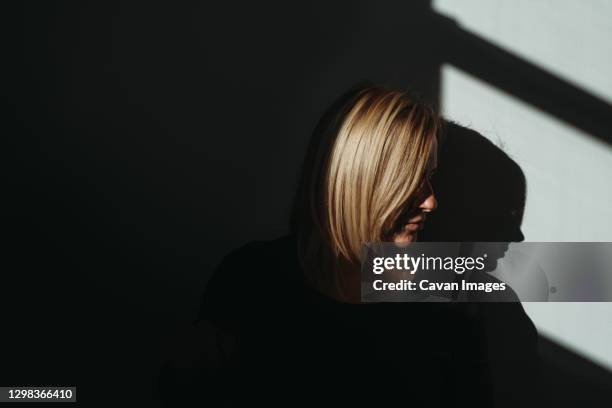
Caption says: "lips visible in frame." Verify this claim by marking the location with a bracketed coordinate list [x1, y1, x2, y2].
[393, 211, 427, 236]
[402, 213, 427, 230]
[404, 222, 423, 231]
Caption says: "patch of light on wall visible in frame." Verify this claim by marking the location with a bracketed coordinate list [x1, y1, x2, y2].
[440, 64, 612, 371]
[434, 0, 612, 105]
[441, 64, 612, 242]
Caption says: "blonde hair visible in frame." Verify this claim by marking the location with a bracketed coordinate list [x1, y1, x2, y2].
[291, 84, 442, 298]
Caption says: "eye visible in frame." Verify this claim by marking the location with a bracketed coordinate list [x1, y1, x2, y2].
[426, 169, 437, 181]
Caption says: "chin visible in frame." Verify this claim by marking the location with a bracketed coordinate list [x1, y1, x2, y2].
[393, 232, 417, 246]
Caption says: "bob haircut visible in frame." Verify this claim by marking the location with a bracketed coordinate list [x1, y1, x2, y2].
[291, 83, 443, 298]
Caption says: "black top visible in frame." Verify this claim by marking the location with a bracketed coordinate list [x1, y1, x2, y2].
[160, 235, 539, 407]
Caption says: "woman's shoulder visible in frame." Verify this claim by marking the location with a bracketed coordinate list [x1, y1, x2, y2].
[222, 234, 297, 263]
[211, 235, 299, 282]
[197, 235, 300, 330]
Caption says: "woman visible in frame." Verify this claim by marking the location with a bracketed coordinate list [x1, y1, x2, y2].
[160, 83, 538, 407]
[292, 83, 440, 304]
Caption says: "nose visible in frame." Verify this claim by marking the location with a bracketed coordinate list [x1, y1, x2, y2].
[419, 180, 438, 213]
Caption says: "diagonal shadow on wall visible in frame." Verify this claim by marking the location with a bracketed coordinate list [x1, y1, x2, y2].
[429, 10, 612, 147]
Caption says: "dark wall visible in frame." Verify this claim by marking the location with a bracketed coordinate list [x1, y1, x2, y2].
[9, 1, 442, 406]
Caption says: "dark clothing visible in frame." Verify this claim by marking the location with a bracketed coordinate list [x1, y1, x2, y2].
[160, 235, 539, 407]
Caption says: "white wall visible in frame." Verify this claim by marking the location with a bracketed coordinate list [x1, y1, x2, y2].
[434, 0, 612, 370]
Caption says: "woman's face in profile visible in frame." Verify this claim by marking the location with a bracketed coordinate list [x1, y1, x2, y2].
[391, 143, 438, 245]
